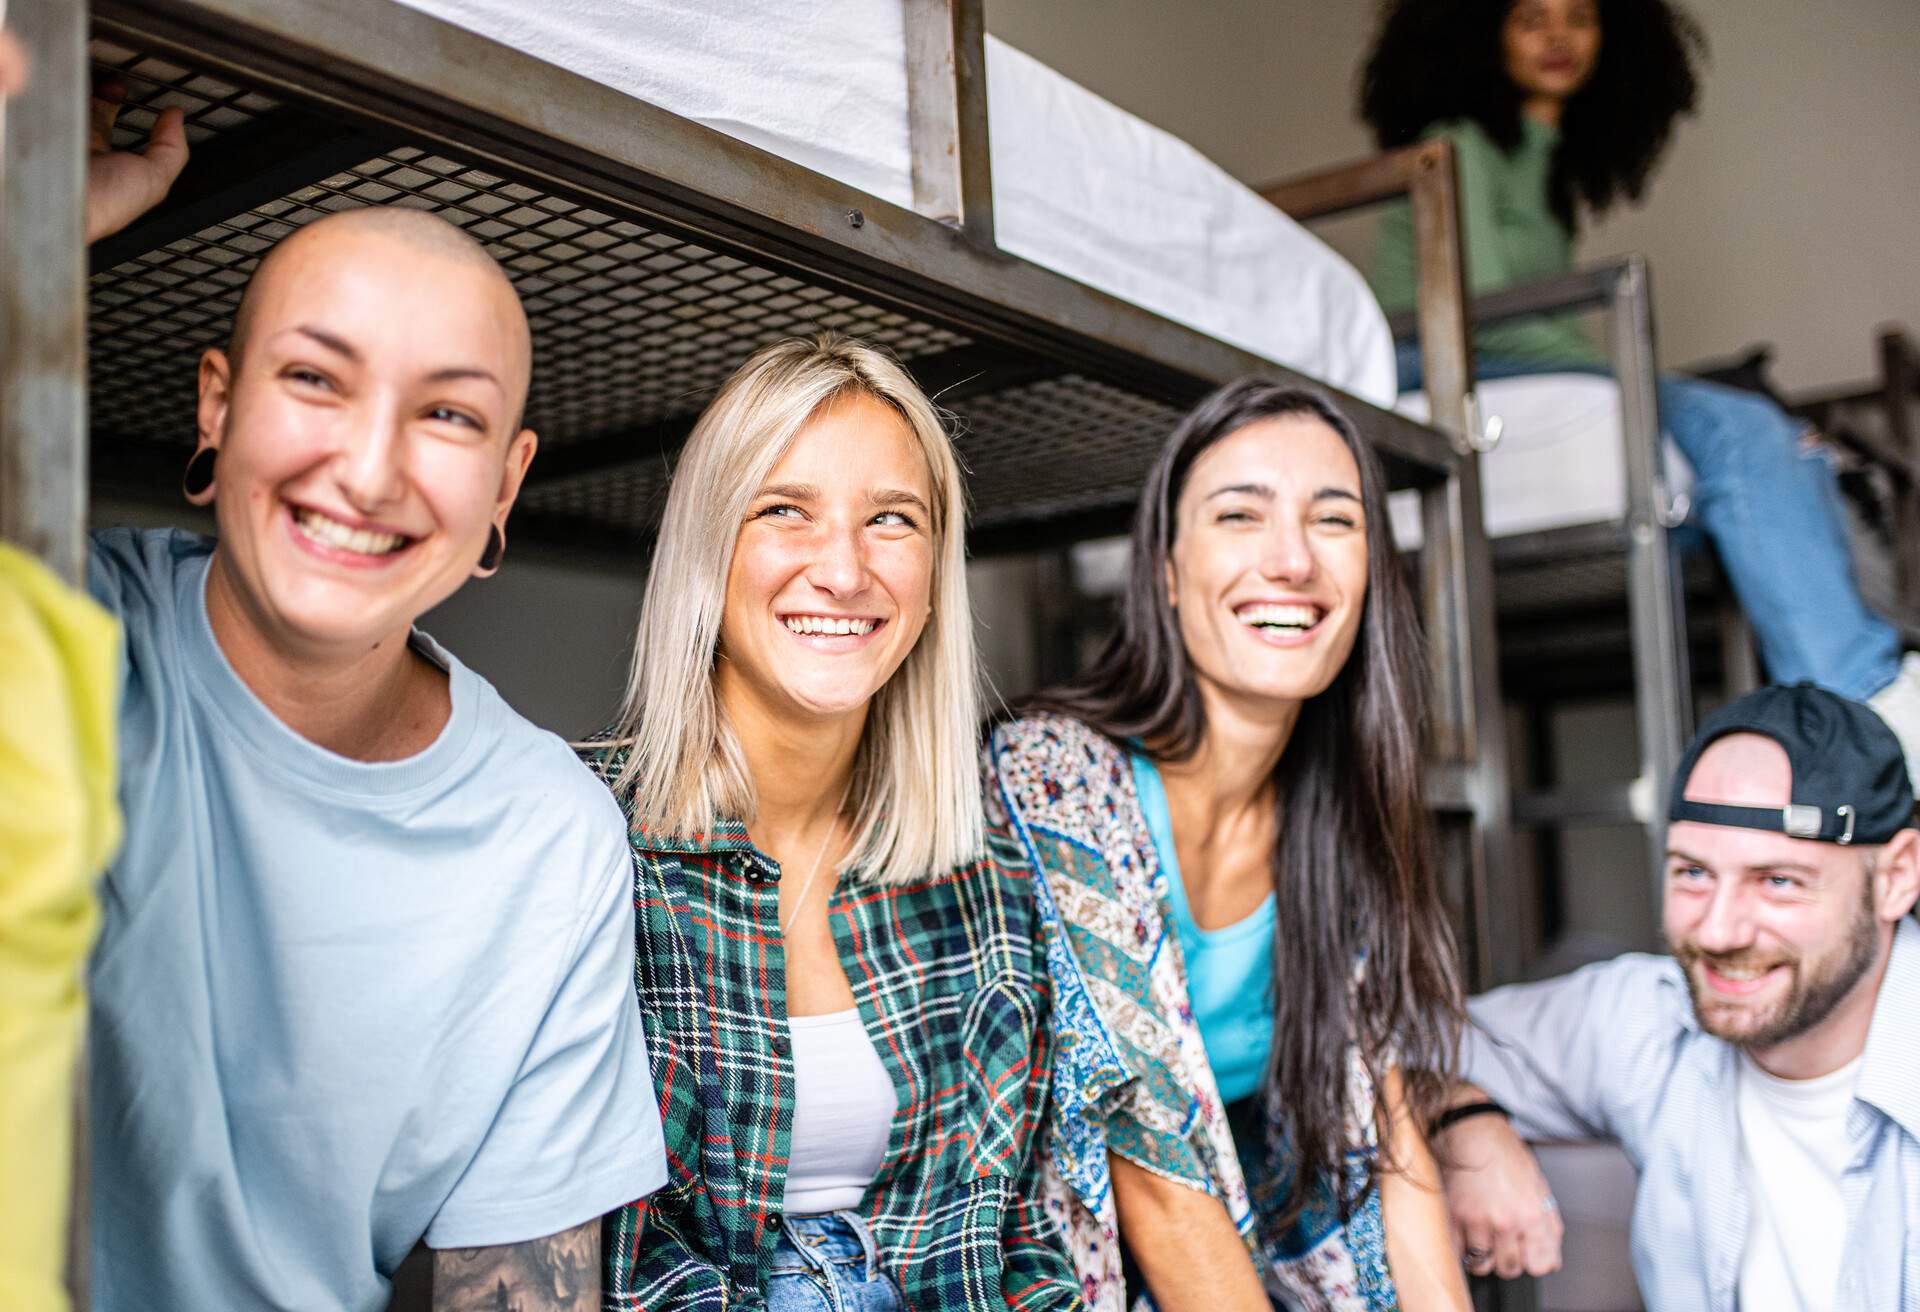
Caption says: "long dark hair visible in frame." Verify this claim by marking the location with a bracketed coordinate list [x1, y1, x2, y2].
[1014, 381, 1463, 1229]
[1359, 0, 1706, 230]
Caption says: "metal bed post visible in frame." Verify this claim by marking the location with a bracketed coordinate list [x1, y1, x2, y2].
[2, 0, 94, 1305]
[903, 0, 994, 250]
[2, 0, 91, 584]
[1400, 141, 1535, 1312]
[1610, 257, 1692, 892]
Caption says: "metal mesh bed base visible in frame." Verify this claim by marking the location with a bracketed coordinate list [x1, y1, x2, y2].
[87, 38, 1209, 550]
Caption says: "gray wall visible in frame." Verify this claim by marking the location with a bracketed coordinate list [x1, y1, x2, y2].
[988, 0, 1920, 392]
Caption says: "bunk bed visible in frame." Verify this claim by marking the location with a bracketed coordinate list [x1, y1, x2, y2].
[8, 0, 1516, 966]
[1, 0, 1536, 1305]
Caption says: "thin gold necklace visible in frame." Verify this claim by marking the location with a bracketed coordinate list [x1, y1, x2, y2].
[779, 776, 854, 936]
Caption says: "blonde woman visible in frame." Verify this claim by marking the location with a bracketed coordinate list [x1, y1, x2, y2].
[588, 335, 1082, 1312]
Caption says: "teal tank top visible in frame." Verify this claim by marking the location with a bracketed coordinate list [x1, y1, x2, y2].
[1129, 753, 1276, 1104]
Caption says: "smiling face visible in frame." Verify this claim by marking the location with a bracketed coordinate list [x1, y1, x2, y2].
[1503, 0, 1602, 107]
[1167, 415, 1370, 718]
[715, 390, 936, 729]
[196, 213, 535, 662]
[1664, 734, 1893, 1052]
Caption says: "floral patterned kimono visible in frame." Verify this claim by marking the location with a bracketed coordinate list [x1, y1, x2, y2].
[988, 714, 1398, 1312]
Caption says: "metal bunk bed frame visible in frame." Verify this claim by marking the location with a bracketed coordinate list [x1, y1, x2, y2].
[2, 0, 1522, 1305]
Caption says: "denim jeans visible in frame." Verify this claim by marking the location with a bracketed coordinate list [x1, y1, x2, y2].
[1397, 343, 1904, 700]
[766, 1212, 903, 1312]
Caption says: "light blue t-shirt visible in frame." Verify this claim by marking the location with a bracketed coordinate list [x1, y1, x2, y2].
[1129, 752, 1275, 1104]
[85, 529, 666, 1312]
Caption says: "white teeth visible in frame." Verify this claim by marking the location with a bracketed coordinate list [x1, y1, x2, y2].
[783, 615, 877, 637]
[1236, 603, 1319, 630]
[293, 507, 406, 556]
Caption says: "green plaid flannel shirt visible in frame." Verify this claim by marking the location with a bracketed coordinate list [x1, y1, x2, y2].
[590, 759, 1083, 1312]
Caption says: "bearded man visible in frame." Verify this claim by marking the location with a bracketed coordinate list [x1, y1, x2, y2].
[1437, 683, 1920, 1312]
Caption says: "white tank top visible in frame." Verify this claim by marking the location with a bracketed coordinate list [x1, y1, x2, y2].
[782, 1009, 898, 1214]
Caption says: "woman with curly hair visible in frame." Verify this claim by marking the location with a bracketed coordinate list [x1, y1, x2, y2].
[1362, 0, 1920, 780]
[990, 381, 1471, 1312]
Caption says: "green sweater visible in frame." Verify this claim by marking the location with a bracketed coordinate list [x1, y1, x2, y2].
[1371, 116, 1606, 368]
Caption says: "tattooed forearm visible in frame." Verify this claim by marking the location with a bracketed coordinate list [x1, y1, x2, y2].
[431, 1218, 601, 1311]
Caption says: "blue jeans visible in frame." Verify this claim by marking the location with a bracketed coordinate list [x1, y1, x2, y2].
[766, 1212, 903, 1312]
[1397, 343, 1903, 700]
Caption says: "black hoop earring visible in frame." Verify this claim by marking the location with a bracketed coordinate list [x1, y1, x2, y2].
[182, 448, 217, 498]
[478, 524, 505, 572]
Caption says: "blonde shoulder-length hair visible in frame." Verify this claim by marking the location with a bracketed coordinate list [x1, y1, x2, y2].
[606, 333, 983, 886]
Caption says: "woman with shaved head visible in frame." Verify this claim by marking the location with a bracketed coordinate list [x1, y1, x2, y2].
[71, 197, 667, 1309]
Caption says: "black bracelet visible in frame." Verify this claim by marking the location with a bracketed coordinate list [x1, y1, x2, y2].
[1430, 1099, 1510, 1137]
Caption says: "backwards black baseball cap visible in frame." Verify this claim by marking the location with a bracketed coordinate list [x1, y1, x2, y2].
[1668, 683, 1916, 846]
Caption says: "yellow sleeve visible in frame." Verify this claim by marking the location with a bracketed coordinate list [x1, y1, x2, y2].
[0, 542, 121, 1312]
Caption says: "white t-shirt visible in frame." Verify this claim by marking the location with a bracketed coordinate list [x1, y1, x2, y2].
[783, 1008, 898, 1214]
[1736, 1051, 1861, 1312]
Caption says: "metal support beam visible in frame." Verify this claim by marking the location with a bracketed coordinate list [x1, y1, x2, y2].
[1258, 141, 1449, 222]
[1385, 263, 1623, 342]
[1611, 257, 1692, 901]
[2, 0, 90, 586]
[902, 0, 994, 248]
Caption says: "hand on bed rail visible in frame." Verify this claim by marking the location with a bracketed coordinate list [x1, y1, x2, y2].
[86, 76, 189, 243]
[0, 30, 187, 243]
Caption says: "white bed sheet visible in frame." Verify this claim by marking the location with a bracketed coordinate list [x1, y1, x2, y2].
[1388, 374, 1692, 549]
[394, 0, 1396, 406]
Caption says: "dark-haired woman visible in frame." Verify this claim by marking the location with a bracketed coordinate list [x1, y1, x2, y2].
[1362, 0, 1920, 775]
[988, 383, 1469, 1312]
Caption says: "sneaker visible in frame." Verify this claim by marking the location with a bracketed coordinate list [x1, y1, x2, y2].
[1868, 652, 1920, 797]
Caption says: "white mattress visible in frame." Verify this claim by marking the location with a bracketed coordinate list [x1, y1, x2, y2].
[393, 0, 1397, 406]
[1389, 373, 1692, 549]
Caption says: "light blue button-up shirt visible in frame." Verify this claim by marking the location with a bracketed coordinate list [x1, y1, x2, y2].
[1464, 918, 1920, 1311]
